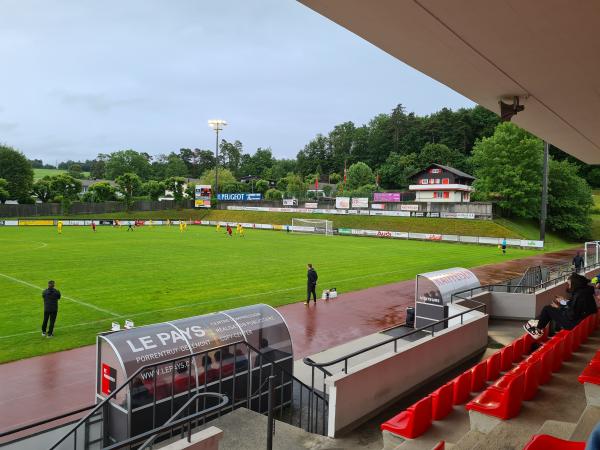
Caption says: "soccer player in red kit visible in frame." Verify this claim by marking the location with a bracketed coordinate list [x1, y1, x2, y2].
[226, 225, 232, 236]
[92, 221, 96, 232]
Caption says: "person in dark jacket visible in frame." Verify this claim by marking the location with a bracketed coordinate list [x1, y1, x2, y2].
[41, 280, 61, 337]
[305, 264, 318, 305]
[573, 251, 585, 273]
[523, 273, 597, 339]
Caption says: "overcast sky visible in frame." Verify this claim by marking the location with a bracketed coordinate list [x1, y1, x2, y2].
[0, 0, 473, 163]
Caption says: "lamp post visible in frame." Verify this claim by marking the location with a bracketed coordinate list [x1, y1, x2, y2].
[208, 119, 227, 197]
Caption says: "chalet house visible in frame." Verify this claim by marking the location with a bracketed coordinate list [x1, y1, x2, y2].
[409, 164, 475, 203]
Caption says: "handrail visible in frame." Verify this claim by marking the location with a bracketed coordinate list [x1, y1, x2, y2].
[104, 393, 229, 450]
[0, 404, 95, 440]
[138, 392, 227, 450]
[49, 339, 246, 450]
[303, 303, 486, 374]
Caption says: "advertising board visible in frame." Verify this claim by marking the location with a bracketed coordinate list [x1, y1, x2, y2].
[371, 203, 385, 210]
[19, 220, 54, 226]
[304, 202, 318, 209]
[400, 204, 419, 211]
[194, 184, 212, 208]
[283, 198, 297, 206]
[351, 197, 369, 208]
[373, 192, 401, 202]
[217, 193, 262, 201]
[335, 197, 350, 209]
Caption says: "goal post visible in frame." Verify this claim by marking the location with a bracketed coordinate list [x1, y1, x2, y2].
[291, 218, 333, 236]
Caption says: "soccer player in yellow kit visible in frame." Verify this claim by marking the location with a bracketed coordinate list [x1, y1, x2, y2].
[239, 224, 245, 237]
[179, 221, 184, 232]
[57, 220, 63, 234]
[216, 223, 221, 232]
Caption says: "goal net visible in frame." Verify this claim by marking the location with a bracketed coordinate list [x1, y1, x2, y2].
[291, 218, 333, 236]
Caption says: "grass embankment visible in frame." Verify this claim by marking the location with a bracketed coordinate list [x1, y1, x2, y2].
[0, 225, 548, 362]
[33, 168, 90, 180]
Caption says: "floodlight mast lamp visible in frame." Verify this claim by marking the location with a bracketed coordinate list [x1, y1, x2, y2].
[208, 119, 227, 196]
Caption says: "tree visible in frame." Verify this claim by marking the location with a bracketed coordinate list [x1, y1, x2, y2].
[418, 143, 468, 171]
[90, 157, 106, 179]
[264, 188, 283, 200]
[142, 180, 166, 201]
[0, 179, 9, 203]
[547, 159, 593, 239]
[115, 172, 142, 208]
[220, 140, 243, 175]
[88, 182, 116, 202]
[105, 150, 152, 180]
[284, 173, 306, 198]
[32, 178, 54, 203]
[470, 122, 543, 218]
[255, 179, 269, 194]
[379, 153, 419, 189]
[199, 168, 236, 192]
[0, 145, 34, 201]
[68, 163, 83, 179]
[185, 182, 196, 199]
[346, 162, 374, 189]
[165, 177, 186, 203]
[329, 173, 341, 184]
[196, 149, 216, 175]
[49, 174, 82, 201]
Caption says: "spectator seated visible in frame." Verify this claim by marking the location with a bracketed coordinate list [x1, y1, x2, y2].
[523, 333, 535, 355]
[466, 370, 525, 420]
[452, 371, 472, 405]
[381, 395, 432, 439]
[522, 434, 585, 450]
[471, 361, 488, 392]
[432, 383, 454, 420]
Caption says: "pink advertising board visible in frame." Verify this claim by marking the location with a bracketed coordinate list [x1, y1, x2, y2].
[373, 192, 401, 202]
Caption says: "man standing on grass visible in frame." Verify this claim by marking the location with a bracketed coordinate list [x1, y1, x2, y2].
[42, 280, 61, 338]
[305, 264, 318, 306]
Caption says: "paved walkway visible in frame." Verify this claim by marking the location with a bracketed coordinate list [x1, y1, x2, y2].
[0, 247, 579, 437]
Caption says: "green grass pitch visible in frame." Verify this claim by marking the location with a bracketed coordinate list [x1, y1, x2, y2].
[0, 225, 546, 363]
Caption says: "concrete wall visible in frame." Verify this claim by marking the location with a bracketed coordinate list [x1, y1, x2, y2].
[325, 312, 488, 437]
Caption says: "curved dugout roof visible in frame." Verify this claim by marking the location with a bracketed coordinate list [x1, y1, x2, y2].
[299, 0, 600, 163]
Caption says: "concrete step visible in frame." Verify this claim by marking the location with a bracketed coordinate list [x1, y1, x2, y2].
[535, 419, 576, 440]
[570, 404, 600, 441]
[451, 429, 486, 450]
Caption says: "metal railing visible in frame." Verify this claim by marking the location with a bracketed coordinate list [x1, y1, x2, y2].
[46, 339, 327, 450]
[302, 303, 487, 399]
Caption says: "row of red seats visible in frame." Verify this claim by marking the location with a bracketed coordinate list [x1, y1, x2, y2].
[381, 327, 542, 438]
[381, 313, 598, 440]
[521, 313, 600, 450]
[467, 314, 597, 421]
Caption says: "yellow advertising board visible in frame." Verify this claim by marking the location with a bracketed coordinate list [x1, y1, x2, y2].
[194, 199, 211, 208]
[19, 220, 54, 226]
[273, 224, 283, 230]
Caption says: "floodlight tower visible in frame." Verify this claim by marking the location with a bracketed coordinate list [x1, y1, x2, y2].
[208, 119, 227, 196]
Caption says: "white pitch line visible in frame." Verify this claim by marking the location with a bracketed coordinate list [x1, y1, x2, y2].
[0, 273, 120, 317]
[0, 267, 412, 340]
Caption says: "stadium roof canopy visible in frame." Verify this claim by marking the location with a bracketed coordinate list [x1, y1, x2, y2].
[299, 0, 600, 163]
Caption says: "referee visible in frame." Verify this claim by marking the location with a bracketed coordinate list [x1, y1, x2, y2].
[305, 264, 318, 306]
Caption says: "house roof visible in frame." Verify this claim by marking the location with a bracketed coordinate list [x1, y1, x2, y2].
[412, 163, 475, 180]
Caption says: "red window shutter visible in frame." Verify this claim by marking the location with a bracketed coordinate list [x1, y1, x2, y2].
[443, 192, 449, 198]
[442, 178, 449, 184]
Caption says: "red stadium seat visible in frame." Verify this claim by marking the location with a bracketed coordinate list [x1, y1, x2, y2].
[578, 362, 600, 385]
[548, 336, 565, 372]
[522, 434, 585, 450]
[521, 358, 542, 401]
[471, 361, 488, 392]
[556, 330, 573, 361]
[522, 333, 535, 355]
[452, 371, 473, 405]
[381, 395, 432, 439]
[487, 352, 502, 381]
[432, 441, 445, 450]
[466, 370, 525, 420]
[500, 345, 514, 372]
[572, 324, 582, 351]
[527, 345, 554, 385]
[512, 337, 524, 363]
[432, 383, 454, 420]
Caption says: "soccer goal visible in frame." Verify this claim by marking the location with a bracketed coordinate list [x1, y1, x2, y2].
[291, 218, 333, 236]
